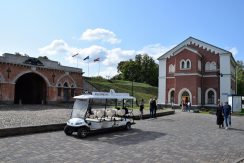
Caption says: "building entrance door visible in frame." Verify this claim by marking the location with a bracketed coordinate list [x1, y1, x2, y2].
[14, 73, 46, 104]
[181, 91, 190, 104]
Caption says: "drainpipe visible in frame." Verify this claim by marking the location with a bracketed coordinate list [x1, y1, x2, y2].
[200, 56, 204, 109]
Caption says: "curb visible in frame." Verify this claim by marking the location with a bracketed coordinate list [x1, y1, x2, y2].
[0, 123, 66, 138]
[0, 110, 175, 138]
[133, 110, 175, 120]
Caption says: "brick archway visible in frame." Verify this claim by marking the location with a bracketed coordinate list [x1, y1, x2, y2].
[178, 88, 192, 105]
[14, 72, 47, 104]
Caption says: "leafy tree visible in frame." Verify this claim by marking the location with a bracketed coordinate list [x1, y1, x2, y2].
[236, 60, 244, 95]
[38, 56, 49, 60]
[116, 54, 158, 86]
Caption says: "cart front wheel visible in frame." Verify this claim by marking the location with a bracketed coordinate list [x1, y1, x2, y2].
[64, 125, 73, 136]
[125, 122, 131, 130]
[77, 127, 89, 138]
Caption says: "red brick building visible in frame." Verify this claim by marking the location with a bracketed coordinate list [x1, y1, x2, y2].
[158, 37, 236, 108]
[0, 53, 83, 104]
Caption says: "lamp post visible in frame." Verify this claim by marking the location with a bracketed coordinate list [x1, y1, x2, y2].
[129, 70, 136, 108]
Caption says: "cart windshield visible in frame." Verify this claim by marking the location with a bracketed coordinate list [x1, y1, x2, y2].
[71, 99, 88, 118]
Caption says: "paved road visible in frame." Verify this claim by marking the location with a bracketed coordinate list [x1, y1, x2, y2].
[0, 111, 244, 163]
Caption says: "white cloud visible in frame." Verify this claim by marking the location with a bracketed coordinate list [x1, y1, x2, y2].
[138, 43, 175, 60]
[228, 47, 238, 56]
[99, 66, 118, 78]
[38, 38, 174, 78]
[80, 28, 121, 44]
[38, 39, 70, 55]
[103, 48, 136, 66]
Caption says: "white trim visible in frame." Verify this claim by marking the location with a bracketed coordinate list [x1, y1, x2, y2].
[205, 88, 217, 105]
[158, 37, 230, 60]
[186, 59, 191, 69]
[180, 59, 185, 69]
[166, 77, 175, 79]
[169, 64, 175, 73]
[174, 73, 202, 77]
[174, 46, 202, 57]
[178, 88, 192, 105]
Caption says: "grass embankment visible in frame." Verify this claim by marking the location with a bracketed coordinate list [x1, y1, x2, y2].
[86, 77, 158, 109]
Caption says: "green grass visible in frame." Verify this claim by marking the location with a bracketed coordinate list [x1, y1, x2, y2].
[86, 77, 158, 106]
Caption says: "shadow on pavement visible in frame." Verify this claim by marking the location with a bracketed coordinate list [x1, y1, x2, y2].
[229, 127, 244, 133]
[72, 128, 166, 146]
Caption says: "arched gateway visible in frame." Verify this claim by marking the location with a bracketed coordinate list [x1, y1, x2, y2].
[14, 73, 47, 104]
[0, 53, 83, 104]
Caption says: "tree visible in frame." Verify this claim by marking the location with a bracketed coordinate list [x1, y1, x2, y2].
[116, 54, 158, 86]
[236, 60, 244, 95]
[38, 56, 49, 60]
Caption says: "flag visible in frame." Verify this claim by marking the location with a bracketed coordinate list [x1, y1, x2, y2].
[94, 57, 100, 62]
[83, 56, 89, 61]
[72, 53, 79, 57]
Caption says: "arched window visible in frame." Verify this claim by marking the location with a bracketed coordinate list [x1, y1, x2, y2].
[205, 62, 210, 71]
[207, 91, 215, 104]
[186, 59, 191, 69]
[198, 60, 202, 71]
[205, 88, 216, 105]
[63, 82, 69, 88]
[170, 90, 175, 103]
[180, 60, 185, 69]
[182, 91, 190, 104]
[210, 62, 216, 70]
[169, 64, 175, 73]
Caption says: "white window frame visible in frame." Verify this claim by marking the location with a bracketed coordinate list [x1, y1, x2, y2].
[205, 88, 217, 105]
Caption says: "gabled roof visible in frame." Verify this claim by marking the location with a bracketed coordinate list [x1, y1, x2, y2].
[158, 37, 231, 60]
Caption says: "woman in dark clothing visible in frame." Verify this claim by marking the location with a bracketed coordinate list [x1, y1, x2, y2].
[216, 102, 224, 128]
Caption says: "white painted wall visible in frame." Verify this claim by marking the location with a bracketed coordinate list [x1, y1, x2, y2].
[220, 54, 231, 103]
[158, 59, 166, 104]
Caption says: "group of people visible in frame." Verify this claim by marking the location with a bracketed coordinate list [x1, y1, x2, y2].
[181, 101, 191, 112]
[216, 101, 232, 129]
[138, 97, 157, 119]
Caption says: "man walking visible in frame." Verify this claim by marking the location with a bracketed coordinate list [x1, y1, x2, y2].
[223, 102, 231, 129]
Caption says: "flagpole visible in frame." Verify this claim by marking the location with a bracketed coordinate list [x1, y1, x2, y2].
[77, 57, 78, 68]
[88, 59, 89, 77]
[72, 53, 79, 68]
[98, 60, 100, 76]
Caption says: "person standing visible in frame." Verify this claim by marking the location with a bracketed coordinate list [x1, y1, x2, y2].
[216, 102, 224, 128]
[149, 98, 154, 118]
[181, 100, 185, 112]
[187, 101, 191, 112]
[223, 102, 231, 129]
[139, 99, 144, 120]
[153, 97, 157, 118]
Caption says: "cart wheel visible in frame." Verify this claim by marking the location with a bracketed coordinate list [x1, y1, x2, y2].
[77, 127, 89, 138]
[64, 125, 73, 136]
[125, 122, 131, 130]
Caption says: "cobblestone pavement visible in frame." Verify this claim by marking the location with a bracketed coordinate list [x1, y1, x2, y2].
[0, 104, 170, 129]
[0, 111, 244, 163]
[0, 104, 72, 129]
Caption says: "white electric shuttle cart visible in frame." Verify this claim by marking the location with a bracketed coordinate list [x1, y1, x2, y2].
[64, 89, 135, 138]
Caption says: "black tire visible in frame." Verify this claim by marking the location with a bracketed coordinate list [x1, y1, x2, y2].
[77, 127, 89, 138]
[64, 125, 73, 136]
[125, 122, 131, 130]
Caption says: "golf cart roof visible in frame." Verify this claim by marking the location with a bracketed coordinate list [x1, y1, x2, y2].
[74, 89, 135, 100]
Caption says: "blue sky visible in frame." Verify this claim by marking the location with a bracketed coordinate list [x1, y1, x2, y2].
[0, 0, 243, 78]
